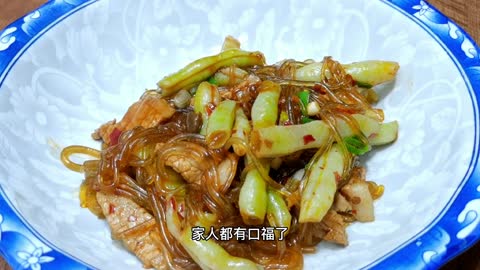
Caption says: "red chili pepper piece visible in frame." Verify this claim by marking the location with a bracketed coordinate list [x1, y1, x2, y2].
[108, 204, 116, 214]
[291, 95, 300, 103]
[179, 203, 185, 219]
[109, 128, 122, 146]
[313, 84, 327, 95]
[205, 103, 216, 116]
[170, 197, 176, 210]
[303, 134, 315, 145]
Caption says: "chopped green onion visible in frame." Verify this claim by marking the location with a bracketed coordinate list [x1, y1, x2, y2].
[357, 81, 373, 89]
[344, 135, 370, 155]
[297, 90, 310, 107]
[208, 77, 218, 85]
[301, 116, 313, 124]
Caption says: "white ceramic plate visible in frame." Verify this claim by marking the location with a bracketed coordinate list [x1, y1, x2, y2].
[0, 0, 479, 269]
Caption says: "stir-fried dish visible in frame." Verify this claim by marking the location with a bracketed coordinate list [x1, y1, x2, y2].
[61, 36, 399, 270]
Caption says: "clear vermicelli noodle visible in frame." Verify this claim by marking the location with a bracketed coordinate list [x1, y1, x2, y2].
[61, 36, 399, 270]
[61, 145, 101, 172]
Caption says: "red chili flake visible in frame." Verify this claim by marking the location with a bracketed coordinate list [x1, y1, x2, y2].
[205, 103, 216, 116]
[109, 128, 122, 146]
[313, 84, 327, 95]
[169, 197, 176, 210]
[108, 204, 116, 214]
[291, 96, 300, 104]
[179, 203, 185, 218]
[303, 134, 316, 145]
[205, 106, 213, 116]
[334, 171, 342, 183]
[351, 209, 357, 215]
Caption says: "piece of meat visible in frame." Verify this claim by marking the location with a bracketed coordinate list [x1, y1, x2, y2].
[340, 166, 375, 222]
[162, 147, 238, 188]
[349, 166, 366, 184]
[341, 181, 374, 222]
[165, 155, 203, 184]
[332, 193, 352, 213]
[92, 94, 175, 145]
[321, 210, 348, 246]
[96, 192, 166, 269]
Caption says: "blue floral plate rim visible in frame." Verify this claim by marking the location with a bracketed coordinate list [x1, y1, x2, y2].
[0, 0, 479, 269]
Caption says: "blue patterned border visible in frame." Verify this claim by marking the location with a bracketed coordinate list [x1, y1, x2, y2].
[0, 0, 479, 269]
[0, 1, 97, 269]
[368, 0, 480, 269]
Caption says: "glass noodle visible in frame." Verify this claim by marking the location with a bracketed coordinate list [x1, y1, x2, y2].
[61, 37, 399, 270]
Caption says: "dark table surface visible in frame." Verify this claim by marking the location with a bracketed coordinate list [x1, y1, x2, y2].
[0, 0, 479, 269]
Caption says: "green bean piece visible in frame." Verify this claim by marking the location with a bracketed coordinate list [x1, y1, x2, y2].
[239, 158, 270, 225]
[251, 81, 281, 129]
[179, 230, 262, 270]
[295, 60, 399, 87]
[358, 88, 379, 103]
[343, 61, 400, 87]
[369, 121, 399, 145]
[166, 204, 261, 270]
[158, 49, 265, 96]
[352, 114, 381, 138]
[266, 190, 292, 234]
[336, 114, 381, 138]
[239, 169, 268, 225]
[300, 144, 346, 223]
[206, 100, 237, 149]
[232, 107, 251, 156]
[194, 82, 221, 135]
[335, 114, 382, 155]
[239, 81, 281, 224]
[251, 113, 384, 158]
[364, 108, 385, 122]
[210, 66, 249, 86]
[250, 120, 332, 158]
